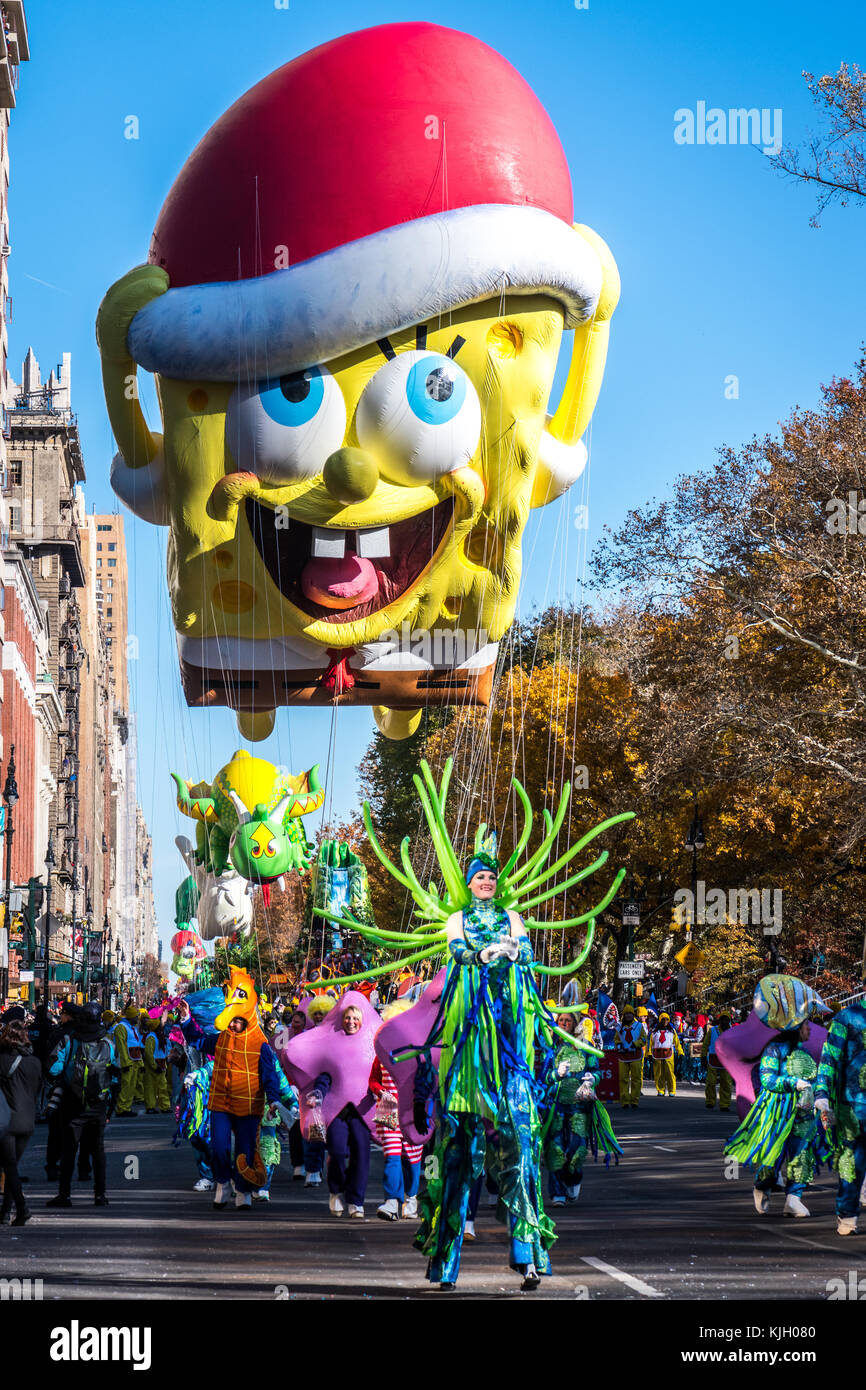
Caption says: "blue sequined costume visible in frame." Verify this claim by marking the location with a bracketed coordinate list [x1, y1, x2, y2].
[543, 1047, 622, 1199]
[414, 898, 555, 1285]
[725, 1037, 827, 1195]
[815, 1003, 866, 1218]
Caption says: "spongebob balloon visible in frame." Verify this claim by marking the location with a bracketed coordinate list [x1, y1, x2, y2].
[97, 22, 619, 741]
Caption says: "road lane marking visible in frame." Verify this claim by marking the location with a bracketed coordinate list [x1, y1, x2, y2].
[580, 1255, 665, 1298]
[654, 1145, 677, 1152]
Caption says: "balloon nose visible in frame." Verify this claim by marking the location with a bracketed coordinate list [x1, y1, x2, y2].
[323, 448, 379, 505]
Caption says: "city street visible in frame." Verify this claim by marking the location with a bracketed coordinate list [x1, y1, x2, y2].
[3, 1088, 860, 1302]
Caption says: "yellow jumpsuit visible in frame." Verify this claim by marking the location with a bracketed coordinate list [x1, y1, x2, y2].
[614, 1020, 648, 1106]
[651, 1027, 683, 1095]
[113, 1018, 144, 1114]
[702, 1025, 733, 1110]
[143, 1029, 171, 1113]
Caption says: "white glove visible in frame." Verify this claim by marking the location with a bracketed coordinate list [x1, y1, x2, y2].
[795, 1078, 811, 1091]
[815, 1097, 836, 1127]
[501, 937, 520, 961]
[557, 1061, 569, 1078]
[479, 944, 505, 965]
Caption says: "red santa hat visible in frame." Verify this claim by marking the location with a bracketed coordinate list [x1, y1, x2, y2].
[129, 22, 604, 381]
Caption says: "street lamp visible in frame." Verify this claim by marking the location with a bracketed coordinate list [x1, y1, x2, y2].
[1, 746, 18, 1003]
[684, 796, 706, 943]
[43, 834, 55, 1007]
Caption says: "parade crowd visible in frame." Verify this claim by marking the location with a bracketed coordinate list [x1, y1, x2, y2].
[1, 968, 863, 1249]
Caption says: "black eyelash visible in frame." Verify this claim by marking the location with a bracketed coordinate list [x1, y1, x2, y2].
[377, 337, 396, 361]
[446, 335, 466, 360]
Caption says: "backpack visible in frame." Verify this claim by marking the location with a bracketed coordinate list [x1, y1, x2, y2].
[67, 1037, 114, 1106]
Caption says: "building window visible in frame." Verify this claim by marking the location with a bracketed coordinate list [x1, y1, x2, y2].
[8, 458, 21, 486]
[107, 579, 113, 588]
[108, 543, 116, 552]
[98, 524, 110, 532]
[8, 502, 20, 532]
[108, 559, 116, 568]
[106, 607, 112, 617]
[97, 543, 102, 552]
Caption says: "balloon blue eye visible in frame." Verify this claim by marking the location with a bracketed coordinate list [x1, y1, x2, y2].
[405, 355, 466, 425]
[259, 368, 324, 427]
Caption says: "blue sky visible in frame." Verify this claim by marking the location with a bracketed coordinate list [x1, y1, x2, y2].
[7, 0, 865, 960]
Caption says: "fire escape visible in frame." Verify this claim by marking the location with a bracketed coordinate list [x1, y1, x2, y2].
[56, 600, 82, 901]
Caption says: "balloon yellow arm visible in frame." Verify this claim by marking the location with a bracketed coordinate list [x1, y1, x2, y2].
[96, 265, 169, 471]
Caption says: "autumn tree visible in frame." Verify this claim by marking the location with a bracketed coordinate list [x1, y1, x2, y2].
[768, 64, 866, 224]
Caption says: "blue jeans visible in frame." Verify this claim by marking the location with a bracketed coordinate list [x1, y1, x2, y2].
[190, 1135, 213, 1181]
[210, 1111, 261, 1193]
[383, 1154, 422, 1201]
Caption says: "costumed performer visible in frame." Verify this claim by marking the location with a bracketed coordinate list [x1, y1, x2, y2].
[651, 1012, 683, 1096]
[702, 1009, 733, 1111]
[725, 981, 830, 1219]
[613, 1004, 646, 1108]
[543, 1011, 622, 1206]
[815, 995, 866, 1235]
[178, 966, 295, 1210]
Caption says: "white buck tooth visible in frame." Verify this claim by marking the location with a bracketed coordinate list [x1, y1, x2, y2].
[357, 526, 391, 559]
[312, 526, 346, 559]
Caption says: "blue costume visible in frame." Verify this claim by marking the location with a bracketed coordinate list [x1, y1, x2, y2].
[415, 863, 557, 1289]
[725, 1035, 828, 1198]
[815, 1003, 866, 1222]
[543, 1044, 621, 1202]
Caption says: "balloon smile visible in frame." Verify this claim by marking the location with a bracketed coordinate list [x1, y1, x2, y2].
[246, 496, 455, 623]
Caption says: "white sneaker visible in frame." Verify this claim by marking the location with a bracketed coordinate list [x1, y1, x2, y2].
[401, 1196, 418, 1220]
[293, 1166, 305, 1180]
[753, 1189, 770, 1214]
[329, 1193, 345, 1216]
[348, 1204, 365, 1219]
[838, 1215, 859, 1236]
[377, 1198, 400, 1222]
[193, 1177, 214, 1192]
[253, 1189, 270, 1202]
[234, 1191, 252, 1210]
[212, 1182, 229, 1208]
[305, 1171, 322, 1187]
[784, 1193, 810, 1218]
[463, 1219, 475, 1240]
[551, 1196, 565, 1207]
[566, 1183, 581, 1202]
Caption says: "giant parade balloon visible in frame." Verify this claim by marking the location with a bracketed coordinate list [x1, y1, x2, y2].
[97, 22, 619, 741]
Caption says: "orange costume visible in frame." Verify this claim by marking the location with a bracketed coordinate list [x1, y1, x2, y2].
[182, 966, 294, 1208]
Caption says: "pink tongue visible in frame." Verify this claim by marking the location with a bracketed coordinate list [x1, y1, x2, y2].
[301, 554, 380, 609]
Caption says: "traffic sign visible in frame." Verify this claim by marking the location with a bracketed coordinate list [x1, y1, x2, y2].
[622, 900, 641, 926]
[675, 943, 704, 973]
[617, 960, 645, 980]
